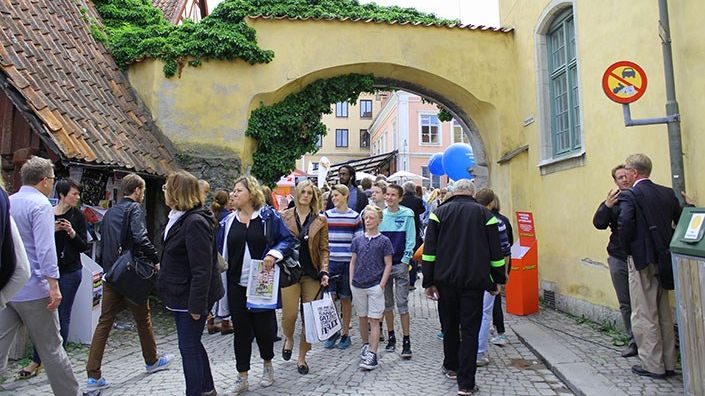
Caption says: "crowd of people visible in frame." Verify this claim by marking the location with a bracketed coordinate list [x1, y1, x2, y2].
[0, 152, 687, 395]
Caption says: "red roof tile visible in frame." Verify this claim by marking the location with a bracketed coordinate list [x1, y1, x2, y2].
[152, 0, 186, 23]
[0, 0, 177, 175]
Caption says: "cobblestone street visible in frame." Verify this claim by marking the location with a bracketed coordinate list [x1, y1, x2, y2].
[1, 287, 572, 396]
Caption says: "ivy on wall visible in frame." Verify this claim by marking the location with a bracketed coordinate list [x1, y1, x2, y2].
[247, 74, 375, 185]
[92, 0, 457, 77]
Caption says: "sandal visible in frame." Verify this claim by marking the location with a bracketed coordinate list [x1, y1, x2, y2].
[297, 362, 309, 375]
[16, 364, 41, 380]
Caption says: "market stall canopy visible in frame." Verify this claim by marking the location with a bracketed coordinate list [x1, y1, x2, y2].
[0, 0, 177, 176]
[387, 170, 428, 182]
[326, 150, 397, 182]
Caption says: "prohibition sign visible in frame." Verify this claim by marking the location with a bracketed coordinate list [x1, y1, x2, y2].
[602, 61, 648, 104]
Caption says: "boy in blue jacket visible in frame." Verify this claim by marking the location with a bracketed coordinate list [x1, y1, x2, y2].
[379, 184, 416, 359]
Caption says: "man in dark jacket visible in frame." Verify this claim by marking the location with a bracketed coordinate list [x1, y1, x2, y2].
[593, 164, 637, 358]
[325, 165, 368, 213]
[618, 153, 681, 380]
[85, 173, 172, 391]
[421, 179, 505, 396]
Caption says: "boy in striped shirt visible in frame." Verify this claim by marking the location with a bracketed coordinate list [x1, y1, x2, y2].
[324, 184, 363, 349]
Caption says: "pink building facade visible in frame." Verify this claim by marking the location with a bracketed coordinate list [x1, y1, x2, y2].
[369, 91, 471, 188]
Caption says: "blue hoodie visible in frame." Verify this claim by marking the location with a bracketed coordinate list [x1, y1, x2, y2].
[380, 206, 416, 265]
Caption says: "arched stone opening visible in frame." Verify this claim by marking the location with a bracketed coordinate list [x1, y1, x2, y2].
[248, 62, 495, 186]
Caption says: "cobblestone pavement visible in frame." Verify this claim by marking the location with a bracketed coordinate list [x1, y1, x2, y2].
[522, 309, 683, 396]
[0, 287, 571, 396]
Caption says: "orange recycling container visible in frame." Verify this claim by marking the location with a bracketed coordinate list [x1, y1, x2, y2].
[505, 239, 539, 316]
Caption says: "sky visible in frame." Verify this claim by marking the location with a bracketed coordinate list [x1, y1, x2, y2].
[208, 0, 501, 27]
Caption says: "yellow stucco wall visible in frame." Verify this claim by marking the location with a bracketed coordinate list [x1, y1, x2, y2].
[501, 0, 705, 311]
[128, 17, 518, 178]
[127, 3, 704, 314]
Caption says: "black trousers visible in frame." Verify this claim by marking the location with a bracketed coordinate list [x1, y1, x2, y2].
[437, 286, 483, 390]
[228, 284, 275, 373]
[492, 292, 505, 334]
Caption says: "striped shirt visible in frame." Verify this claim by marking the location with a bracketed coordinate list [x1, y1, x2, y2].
[324, 208, 363, 263]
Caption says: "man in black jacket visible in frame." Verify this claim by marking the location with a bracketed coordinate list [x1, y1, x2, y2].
[85, 173, 172, 391]
[618, 154, 681, 380]
[421, 179, 505, 396]
[592, 164, 637, 358]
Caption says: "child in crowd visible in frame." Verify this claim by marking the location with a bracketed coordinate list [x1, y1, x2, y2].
[350, 205, 394, 370]
[324, 184, 363, 349]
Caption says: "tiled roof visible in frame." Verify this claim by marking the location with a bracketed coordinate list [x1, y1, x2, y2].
[0, 0, 177, 176]
[152, 0, 185, 23]
[246, 15, 514, 33]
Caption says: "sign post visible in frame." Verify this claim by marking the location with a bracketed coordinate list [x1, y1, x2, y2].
[506, 211, 539, 316]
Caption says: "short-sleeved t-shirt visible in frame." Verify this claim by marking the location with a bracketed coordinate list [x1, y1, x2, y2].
[350, 233, 394, 289]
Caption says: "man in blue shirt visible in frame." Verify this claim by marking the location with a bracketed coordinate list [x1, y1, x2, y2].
[0, 156, 80, 395]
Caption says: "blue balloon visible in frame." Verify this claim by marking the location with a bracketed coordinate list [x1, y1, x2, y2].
[428, 153, 445, 175]
[442, 143, 475, 181]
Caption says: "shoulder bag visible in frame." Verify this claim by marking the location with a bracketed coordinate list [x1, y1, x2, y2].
[265, 214, 302, 288]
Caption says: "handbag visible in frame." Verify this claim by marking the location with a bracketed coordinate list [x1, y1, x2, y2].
[265, 214, 302, 288]
[302, 287, 341, 343]
[104, 204, 156, 305]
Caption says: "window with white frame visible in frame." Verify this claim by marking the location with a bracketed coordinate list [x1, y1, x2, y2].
[420, 114, 441, 145]
[421, 166, 441, 189]
[451, 120, 470, 144]
[315, 135, 323, 148]
[547, 8, 581, 157]
[335, 102, 348, 118]
[359, 129, 370, 148]
[335, 129, 349, 147]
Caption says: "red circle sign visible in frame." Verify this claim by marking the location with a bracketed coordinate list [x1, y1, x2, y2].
[602, 61, 648, 104]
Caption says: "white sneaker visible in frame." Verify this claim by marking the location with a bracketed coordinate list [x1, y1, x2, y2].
[476, 355, 490, 367]
[260, 363, 274, 387]
[491, 334, 509, 346]
[360, 344, 370, 360]
[145, 354, 174, 374]
[233, 376, 249, 394]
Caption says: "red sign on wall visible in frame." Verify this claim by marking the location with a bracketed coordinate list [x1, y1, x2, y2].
[516, 211, 536, 245]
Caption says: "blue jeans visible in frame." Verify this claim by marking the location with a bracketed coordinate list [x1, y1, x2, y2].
[477, 291, 496, 358]
[173, 311, 215, 396]
[32, 268, 82, 364]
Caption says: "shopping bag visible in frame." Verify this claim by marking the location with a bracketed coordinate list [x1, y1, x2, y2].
[245, 259, 280, 310]
[303, 292, 341, 343]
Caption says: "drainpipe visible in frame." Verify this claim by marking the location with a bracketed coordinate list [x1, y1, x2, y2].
[659, 0, 686, 201]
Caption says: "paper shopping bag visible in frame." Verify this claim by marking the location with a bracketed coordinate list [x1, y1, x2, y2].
[310, 292, 342, 341]
[302, 300, 320, 344]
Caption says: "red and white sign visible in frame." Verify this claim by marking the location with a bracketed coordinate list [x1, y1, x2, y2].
[516, 211, 536, 245]
[602, 61, 648, 104]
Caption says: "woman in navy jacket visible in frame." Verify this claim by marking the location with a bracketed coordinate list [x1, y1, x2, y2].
[159, 171, 224, 396]
[217, 175, 294, 394]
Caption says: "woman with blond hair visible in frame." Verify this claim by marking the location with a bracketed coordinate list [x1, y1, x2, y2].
[280, 180, 330, 374]
[159, 170, 224, 396]
[217, 176, 295, 394]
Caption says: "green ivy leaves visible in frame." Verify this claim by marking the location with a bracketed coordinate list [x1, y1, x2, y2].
[247, 74, 375, 186]
[91, 0, 456, 77]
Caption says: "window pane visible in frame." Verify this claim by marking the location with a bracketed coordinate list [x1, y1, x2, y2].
[336, 129, 348, 147]
[570, 65, 581, 148]
[359, 129, 370, 148]
[360, 100, 372, 118]
[567, 17, 576, 61]
[335, 102, 348, 117]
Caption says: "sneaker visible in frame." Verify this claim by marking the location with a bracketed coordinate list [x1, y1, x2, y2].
[489, 325, 497, 337]
[324, 332, 340, 349]
[458, 386, 480, 395]
[233, 376, 249, 394]
[360, 344, 370, 360]
[490, 334, 509, 346]
[442, 366, 457, 380]
[359, 351, 379, 370]
[146, 354, 174, 374]
[338, 335, 352, 350]
[436, 331, 444, 340]
[86, 377, 110, 391]
[385, 335, 396, 352]
[260, 363, 274, 387]
[476, 355, 490, 367]
[401, 338, 412, 359]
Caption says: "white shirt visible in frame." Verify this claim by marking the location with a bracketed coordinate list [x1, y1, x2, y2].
[164, 210, 186, 240]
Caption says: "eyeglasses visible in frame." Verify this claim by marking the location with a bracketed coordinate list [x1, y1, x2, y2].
[162, 184, 167, 192]
[45, 176, 55, 180]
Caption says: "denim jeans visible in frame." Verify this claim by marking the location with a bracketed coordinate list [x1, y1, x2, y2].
[33, 268, 82, 364]
[173, 311, 215, 396]
[477, 291, 496, 358]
